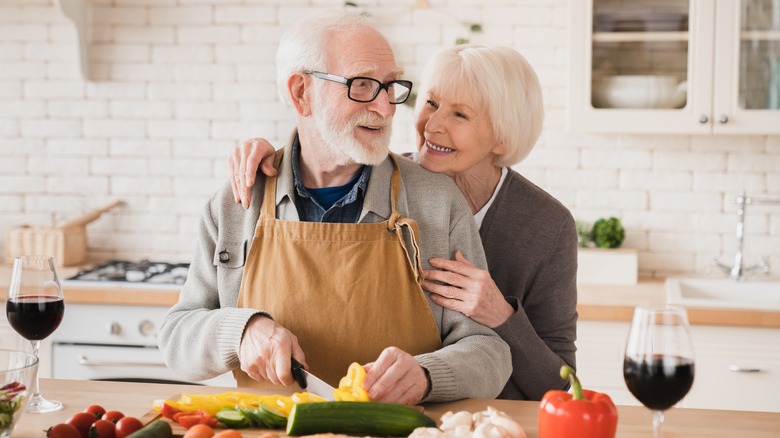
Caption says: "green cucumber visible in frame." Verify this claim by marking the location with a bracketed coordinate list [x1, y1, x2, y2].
[257, 405, 287, 428]
[239, 406, 268, 428]
[216, 409, 251, 429]
[286, 401, 436, 436]
[126, 420, 173, 438]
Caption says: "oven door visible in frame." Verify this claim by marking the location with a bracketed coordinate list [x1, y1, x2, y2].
[52, 343, 236, 386]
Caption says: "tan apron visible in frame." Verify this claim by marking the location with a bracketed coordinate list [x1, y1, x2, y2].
[234, 149, 441, 388]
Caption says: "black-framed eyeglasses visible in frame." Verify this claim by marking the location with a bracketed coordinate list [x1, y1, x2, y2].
[304, 70, 413, 105]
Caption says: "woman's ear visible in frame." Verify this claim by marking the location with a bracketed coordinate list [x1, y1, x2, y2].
[288, 73, 312, 116]
[491, 139, 507, 157]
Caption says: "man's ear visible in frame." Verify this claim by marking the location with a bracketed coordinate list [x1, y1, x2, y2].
[288, 73, 312, 116]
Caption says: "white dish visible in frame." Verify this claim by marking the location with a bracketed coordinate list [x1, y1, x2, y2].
[593, 75, 687, 109]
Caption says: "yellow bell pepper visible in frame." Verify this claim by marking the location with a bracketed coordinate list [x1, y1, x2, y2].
[333, 362, 370, 401]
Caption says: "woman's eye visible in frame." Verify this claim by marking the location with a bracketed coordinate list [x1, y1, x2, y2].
[455, 112, 468, 119]
[426, 100, 438, 108]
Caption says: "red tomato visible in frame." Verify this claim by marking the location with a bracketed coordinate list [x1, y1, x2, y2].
[88, 419, 116, 438]
[84, 405, 107, 418]
[101, 411, 125, 424]
[46, 423, 81, 438]
[114, 417, 144, 438]
[67, 412, 99, 438]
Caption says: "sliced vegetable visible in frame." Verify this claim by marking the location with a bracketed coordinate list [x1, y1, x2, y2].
[333, 362, 369, 401]
[286, 401, 436, 436]
[215, 409, 251, 429]
[256, 406, 287, 428]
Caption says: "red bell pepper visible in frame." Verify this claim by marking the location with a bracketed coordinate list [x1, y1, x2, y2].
[538, 365, 618, 438]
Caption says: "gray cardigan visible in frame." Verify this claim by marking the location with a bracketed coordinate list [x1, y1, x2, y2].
[485, 168, 579, 400]
[159, 151, 511, 402]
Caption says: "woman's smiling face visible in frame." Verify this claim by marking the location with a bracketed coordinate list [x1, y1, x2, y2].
[414, 90, 504, 178]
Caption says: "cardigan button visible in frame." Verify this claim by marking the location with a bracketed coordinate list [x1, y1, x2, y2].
[218, 250, 230, 263]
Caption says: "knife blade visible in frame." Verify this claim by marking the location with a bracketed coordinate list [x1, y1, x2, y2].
[291, 358, 335, 401]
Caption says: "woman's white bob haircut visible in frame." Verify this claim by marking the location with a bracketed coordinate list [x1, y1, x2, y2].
[415, 45, 544, 167]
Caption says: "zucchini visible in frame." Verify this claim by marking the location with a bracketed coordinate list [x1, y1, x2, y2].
[286, 401, 436, 436]
[126, 420, 173, 438]
[216, 409, 252, 429]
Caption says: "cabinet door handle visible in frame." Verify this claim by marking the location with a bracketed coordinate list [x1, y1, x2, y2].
[77, 354, 167, 368]
[719, 114, 729, 124]
[728, 364, 765, 373]
[699, 115, 709, 124]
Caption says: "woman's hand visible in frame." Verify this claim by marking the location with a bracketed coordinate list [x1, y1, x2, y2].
[422, 251, 514, 328]
[229, 138, 278, 209]
[362, 347, 428, 405]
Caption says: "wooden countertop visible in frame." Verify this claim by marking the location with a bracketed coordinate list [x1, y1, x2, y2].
[577, 280, 780, 328]
[11, 379, 780, 437]
[1, 266, 779, 327]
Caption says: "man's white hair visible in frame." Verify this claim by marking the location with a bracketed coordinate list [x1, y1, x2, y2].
[276, 11, 377, 107]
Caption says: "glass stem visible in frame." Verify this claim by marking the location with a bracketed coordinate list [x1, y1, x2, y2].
[652, 410, 665, 438]
[29, 340, 42, 399]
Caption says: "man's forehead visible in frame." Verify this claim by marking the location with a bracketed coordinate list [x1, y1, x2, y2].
[347, 64, 405, 79]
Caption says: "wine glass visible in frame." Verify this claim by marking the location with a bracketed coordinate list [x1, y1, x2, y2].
[6, 255, 65, 413]
[623, 306, 694, 438]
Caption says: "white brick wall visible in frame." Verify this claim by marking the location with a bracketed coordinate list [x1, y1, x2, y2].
[1, 0, 779, 280]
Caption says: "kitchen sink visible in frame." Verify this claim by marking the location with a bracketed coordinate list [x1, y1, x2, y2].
[665, 277, 780, 311]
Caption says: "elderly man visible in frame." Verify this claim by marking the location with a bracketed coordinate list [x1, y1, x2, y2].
[159, 11, 510, 404]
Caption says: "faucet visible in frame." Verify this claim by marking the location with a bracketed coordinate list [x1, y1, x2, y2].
[710, 190, 778, 281]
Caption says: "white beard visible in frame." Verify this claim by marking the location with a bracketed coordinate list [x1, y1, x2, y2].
[313, 94, 392, 166]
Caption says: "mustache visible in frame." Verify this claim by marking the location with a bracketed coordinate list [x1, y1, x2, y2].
[350, 112, 389, 129]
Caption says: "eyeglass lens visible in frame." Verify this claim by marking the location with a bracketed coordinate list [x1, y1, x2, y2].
[349, 78, 411, 104]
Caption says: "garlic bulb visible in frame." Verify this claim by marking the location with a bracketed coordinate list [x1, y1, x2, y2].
[423, 407, 525, 438]
[409, 427, 447, 438]
[440, 410, 474, 432]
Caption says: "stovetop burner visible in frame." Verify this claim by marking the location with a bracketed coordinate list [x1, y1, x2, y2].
[64, 260, 189, 290]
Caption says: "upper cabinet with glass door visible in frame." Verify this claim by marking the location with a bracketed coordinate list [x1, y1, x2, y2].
[568, 0, 780, 134]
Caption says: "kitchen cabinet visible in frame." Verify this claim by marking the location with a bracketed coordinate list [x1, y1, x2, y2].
[569, 0, 780, 134]
[577, 320, 780, 412]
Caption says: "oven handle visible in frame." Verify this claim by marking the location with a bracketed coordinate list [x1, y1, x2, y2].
[77, 354, 167, 368]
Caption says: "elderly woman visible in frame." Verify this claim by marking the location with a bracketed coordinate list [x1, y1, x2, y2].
[229, 44, 578, 401]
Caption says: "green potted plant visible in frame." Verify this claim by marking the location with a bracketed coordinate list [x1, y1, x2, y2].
[576, 217, 637, 285]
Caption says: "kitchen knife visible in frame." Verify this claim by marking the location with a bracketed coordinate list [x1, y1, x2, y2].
[291, 358, 335, 401]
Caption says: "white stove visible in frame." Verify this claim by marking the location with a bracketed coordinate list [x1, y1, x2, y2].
[52, 260, 234, 386]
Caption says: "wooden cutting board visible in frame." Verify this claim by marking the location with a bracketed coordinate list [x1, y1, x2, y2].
[140, 411, 285, 438]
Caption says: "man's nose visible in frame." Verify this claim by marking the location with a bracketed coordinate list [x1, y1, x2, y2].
[366, 88, 396, 118]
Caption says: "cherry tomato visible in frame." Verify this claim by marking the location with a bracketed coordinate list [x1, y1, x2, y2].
[88, 419, 116, 438]
[46, 423, 81, 438]
[101, 411, 125, 424]
[182, 424, 215, 438]
[84, 404, 107, 419]
[114, 416, 144, 438]
[67, 412, 99, 438]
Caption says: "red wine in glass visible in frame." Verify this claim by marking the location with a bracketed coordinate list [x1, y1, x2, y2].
[6, 255, 65, 413]
[623, 354, 695, 411]
[624, 306, 694, 438]
[6, 296, 64, 341]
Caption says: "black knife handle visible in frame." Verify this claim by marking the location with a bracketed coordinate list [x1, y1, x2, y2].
[291, 358, 307, 389]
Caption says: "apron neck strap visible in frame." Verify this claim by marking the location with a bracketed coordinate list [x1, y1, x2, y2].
[260, 149, 285, 220]
[386, 154, 402, 230]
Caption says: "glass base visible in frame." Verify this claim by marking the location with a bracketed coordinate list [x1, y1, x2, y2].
[27, 395, 63, 414]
